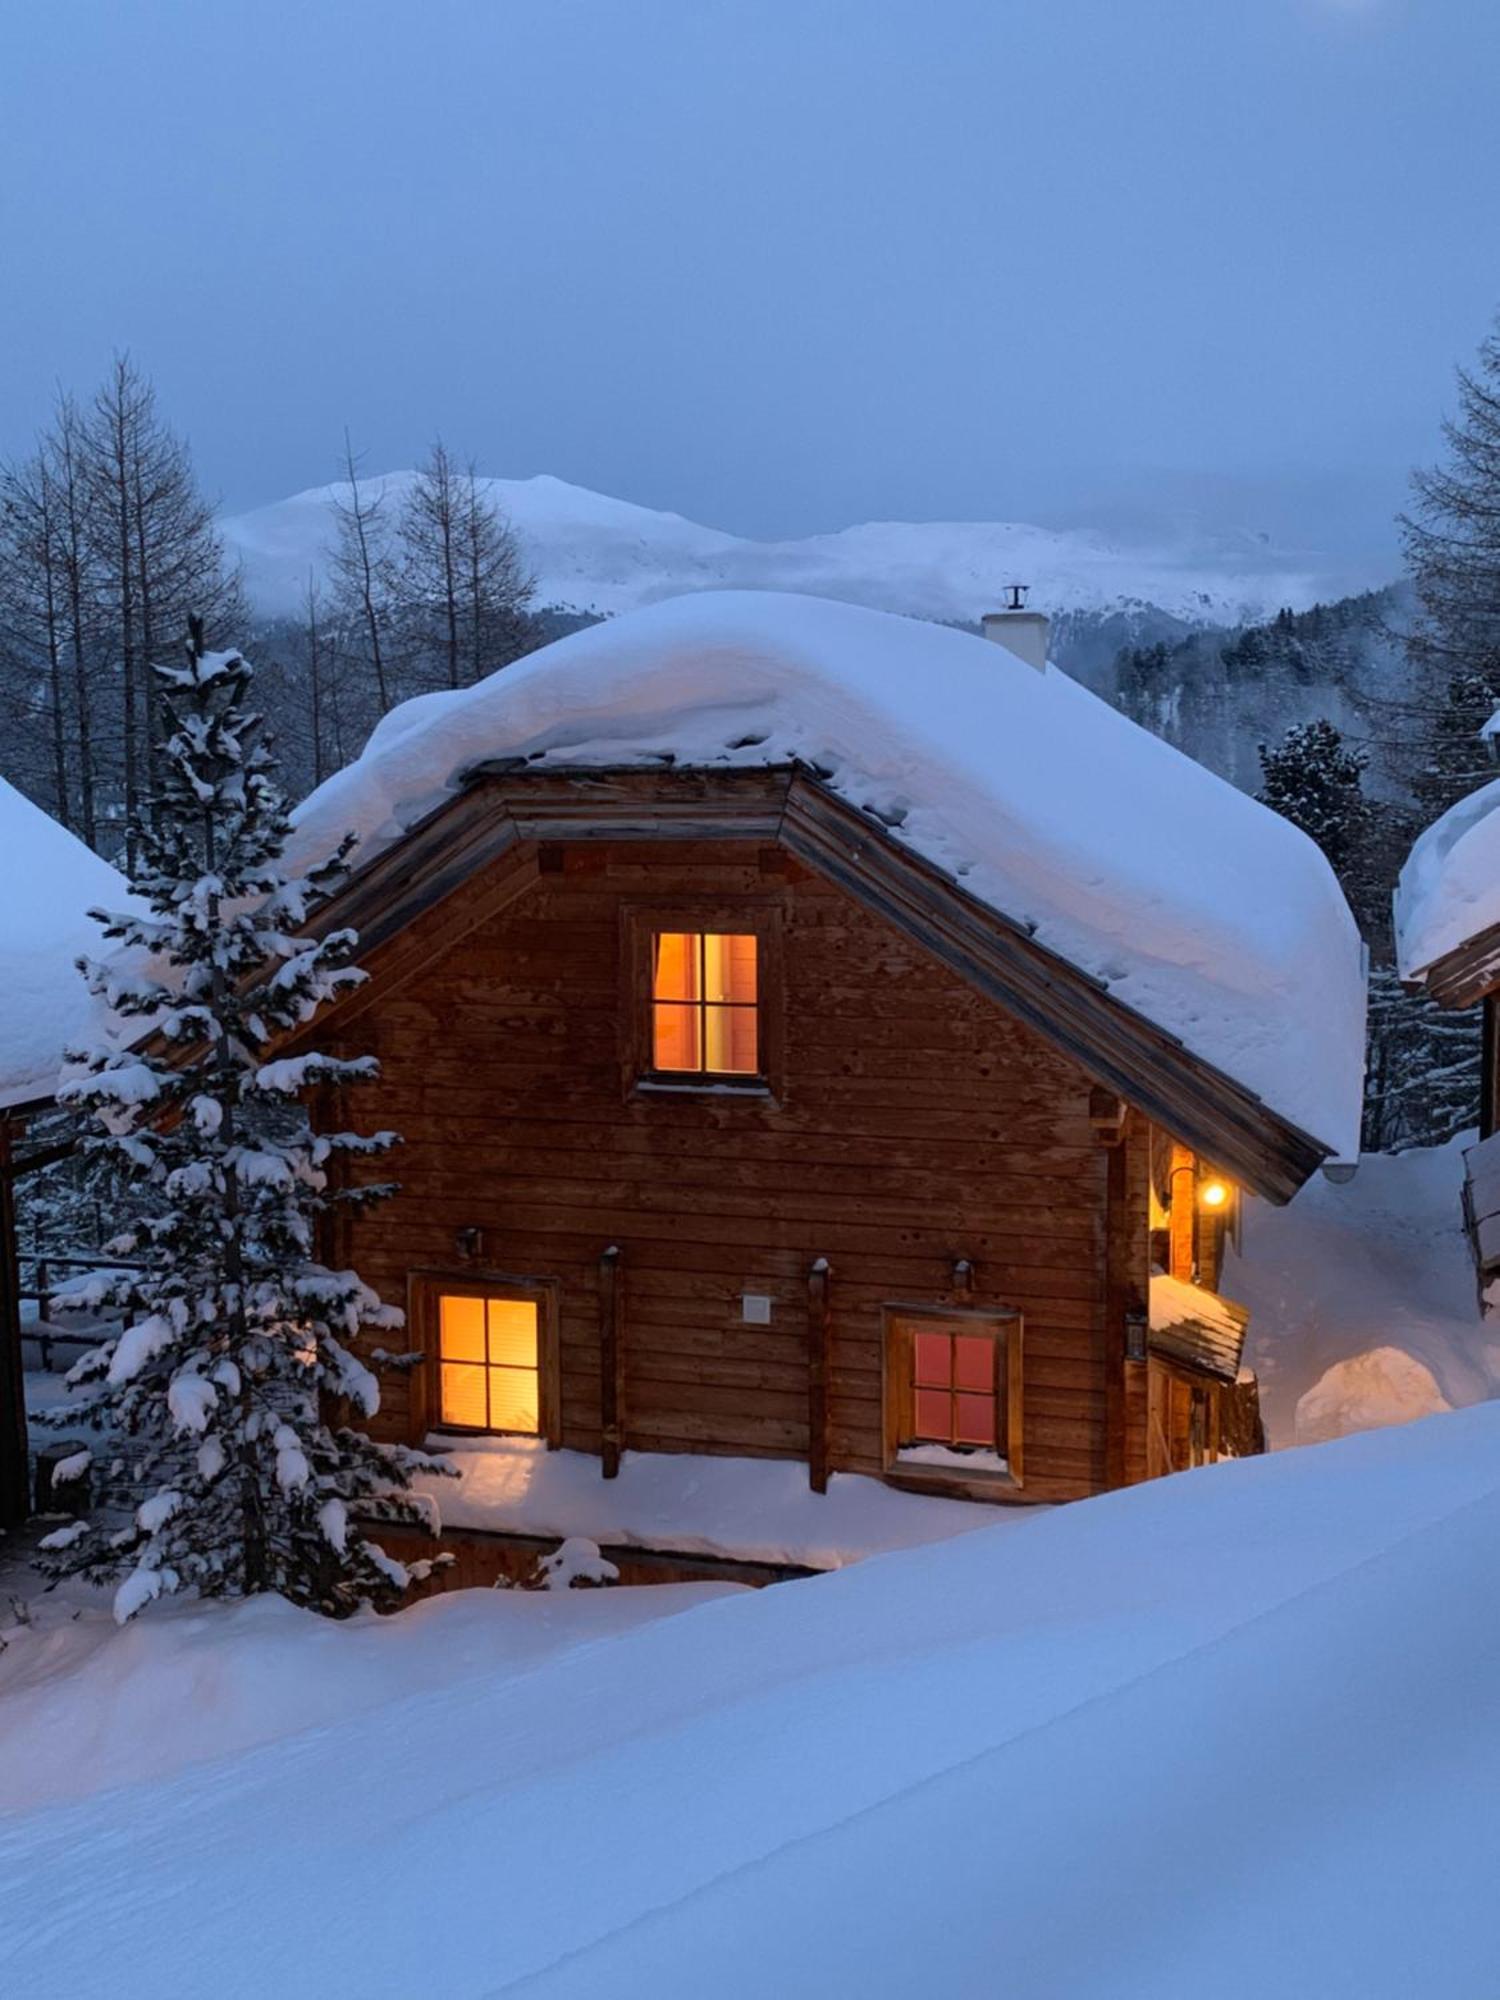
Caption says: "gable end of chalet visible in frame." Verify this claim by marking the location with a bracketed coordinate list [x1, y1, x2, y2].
[293, 760, 1331, 1204]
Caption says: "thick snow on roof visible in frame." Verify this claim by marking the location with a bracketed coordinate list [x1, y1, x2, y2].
[292, 591, 1366, 1156]
[0, 779, 127, 1111]
[1395, 771, 1500, 979]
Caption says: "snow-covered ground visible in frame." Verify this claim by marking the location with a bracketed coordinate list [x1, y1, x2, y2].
[1229, 1135, 1500, 1447]
[5, 1404, 1500, 1996]
[222, 470, 1364, 628]
[417, 1433, 1011, 1568]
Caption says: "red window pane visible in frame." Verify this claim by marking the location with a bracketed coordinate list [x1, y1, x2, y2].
[653, 933, 700, 1002]
[913, 1332, 952, 1386]
[955, 1394, 997, 1446]
[704, 1004, 759, 1075]
[653, 1002, 701, 1071]
[703, 932, 758, 1003]
[913, 1388, 952, 1438]
[953, 1336, 994, 1393]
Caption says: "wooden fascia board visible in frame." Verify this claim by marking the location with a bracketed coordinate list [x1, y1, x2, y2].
[1407, 922, 1500, 1011]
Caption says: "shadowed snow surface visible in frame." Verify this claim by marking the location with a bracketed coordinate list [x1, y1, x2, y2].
[3, 1406, 1500, 1995]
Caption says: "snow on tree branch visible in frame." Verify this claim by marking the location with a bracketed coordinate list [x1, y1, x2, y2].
[39, 617, 447, 1620]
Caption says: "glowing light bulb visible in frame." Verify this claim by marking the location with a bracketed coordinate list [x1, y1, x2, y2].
[1200, 1179, 1230, 1211]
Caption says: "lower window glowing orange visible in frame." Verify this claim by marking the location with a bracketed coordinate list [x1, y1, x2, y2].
[438, 1294, 539, 1433]
[652, 931, 759, 1076]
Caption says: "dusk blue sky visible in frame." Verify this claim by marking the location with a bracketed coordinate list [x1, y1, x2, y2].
[2, 0, 1497, 567]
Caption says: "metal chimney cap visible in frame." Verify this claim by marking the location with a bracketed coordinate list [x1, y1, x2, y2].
[1003, 582, 1030, 612]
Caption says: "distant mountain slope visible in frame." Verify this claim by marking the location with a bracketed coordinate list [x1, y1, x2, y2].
[222, 471, 1376, 631]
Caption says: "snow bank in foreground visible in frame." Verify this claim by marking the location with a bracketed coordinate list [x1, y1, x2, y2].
[419, 1435, 1011, 1568]
[1396, 769, 1500, 978]
[287, 591, 1364, 1157]
[1227, 1135, 1500, 1446]
[0, 777, 129, 1109]
[5, 1407, 1500, 1995]
[0, 1577, 733, 1814]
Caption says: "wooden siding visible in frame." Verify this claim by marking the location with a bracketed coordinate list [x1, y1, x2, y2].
[329, 838, 1137, 1504]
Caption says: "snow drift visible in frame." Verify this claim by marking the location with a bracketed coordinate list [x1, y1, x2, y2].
[288, 589, 1366, 1157]
[4, 1403, 1500, 1996]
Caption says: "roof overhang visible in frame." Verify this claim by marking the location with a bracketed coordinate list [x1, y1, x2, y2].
[1404, 921, 1500, 1010]
[287, 760, 1330, 1203]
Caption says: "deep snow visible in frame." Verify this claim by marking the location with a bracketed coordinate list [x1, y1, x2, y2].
[0, 777, 129, 1109]
[1229, 1135, 1500, 1446]
[286, 590, 1365, 1157]
[417, 1433, 1012, 1568]
[221, 470, 1361, 629]
[5, 1405, 1500, 1995]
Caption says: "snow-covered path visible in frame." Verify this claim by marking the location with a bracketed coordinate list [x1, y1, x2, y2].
[4, 1406, 1500, 1995]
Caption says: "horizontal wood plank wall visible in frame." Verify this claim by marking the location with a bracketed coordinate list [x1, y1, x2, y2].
[330, 838, 1115, 1503]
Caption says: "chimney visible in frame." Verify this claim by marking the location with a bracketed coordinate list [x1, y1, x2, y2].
[982, 583, 1049, 673]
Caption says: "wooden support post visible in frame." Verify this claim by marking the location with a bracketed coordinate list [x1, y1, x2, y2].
[599, 1245, 623, 1479]
[0, 1119, 31, 1528]
[1484, 994, 1500, 1142]
[1103, 1137, 1130, 1491]
[807, 1257, 831, 1494]
[1168, 1141, 1197, 1282]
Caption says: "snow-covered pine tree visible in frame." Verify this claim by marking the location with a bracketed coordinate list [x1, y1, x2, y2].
[1256, 719, 1371, 879]
[41, 618, 447, 1621]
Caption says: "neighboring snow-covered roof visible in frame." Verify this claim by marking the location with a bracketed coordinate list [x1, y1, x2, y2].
[1396, 772, 1500, 981]
[0, 779, 127, 1112]
[291, 590, 1366, 1158]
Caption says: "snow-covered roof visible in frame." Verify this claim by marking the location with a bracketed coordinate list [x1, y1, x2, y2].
[0, 779, 127, 1113]
[291, 590, 1366, 1159]
[1396, 772, 1500, 982]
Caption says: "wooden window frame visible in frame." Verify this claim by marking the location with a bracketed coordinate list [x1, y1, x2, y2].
[623, 902, 784, 1098]
[882, 1306, 1024, 1498]
[409, 1270, 562, 1448]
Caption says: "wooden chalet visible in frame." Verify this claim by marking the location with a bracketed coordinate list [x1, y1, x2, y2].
[1, 595, 1364, 1565]
[266, 592, 1362, 1566]
[0, 777, 129, 1527]
[1397, 775, 1500, 1301]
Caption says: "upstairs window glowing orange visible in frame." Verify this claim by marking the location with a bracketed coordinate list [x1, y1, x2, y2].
[651, 931, 759, 1077]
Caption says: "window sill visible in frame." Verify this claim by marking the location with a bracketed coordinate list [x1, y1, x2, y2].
[883, 1460, 1023, 1505]
[634, 1077, 775, 1101]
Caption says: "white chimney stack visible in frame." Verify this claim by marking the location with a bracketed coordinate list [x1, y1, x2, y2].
[982, 585, 1049, 673]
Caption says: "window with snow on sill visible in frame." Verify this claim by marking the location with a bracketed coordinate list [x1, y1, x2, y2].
[896, 1444, 1009, 1475]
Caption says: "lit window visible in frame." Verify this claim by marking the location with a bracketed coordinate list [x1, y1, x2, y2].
[910, 1328, 1000, 1449]
[651, 931, 759, 1077]
[438, 1293, 540, 1434]
[885, 1311, 1021, 1484]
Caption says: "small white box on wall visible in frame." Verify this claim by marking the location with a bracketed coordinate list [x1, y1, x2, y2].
[741, 1293, 773, 1325]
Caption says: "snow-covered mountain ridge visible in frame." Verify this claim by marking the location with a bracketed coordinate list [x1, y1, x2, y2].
[222, 471, 1376, 630]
